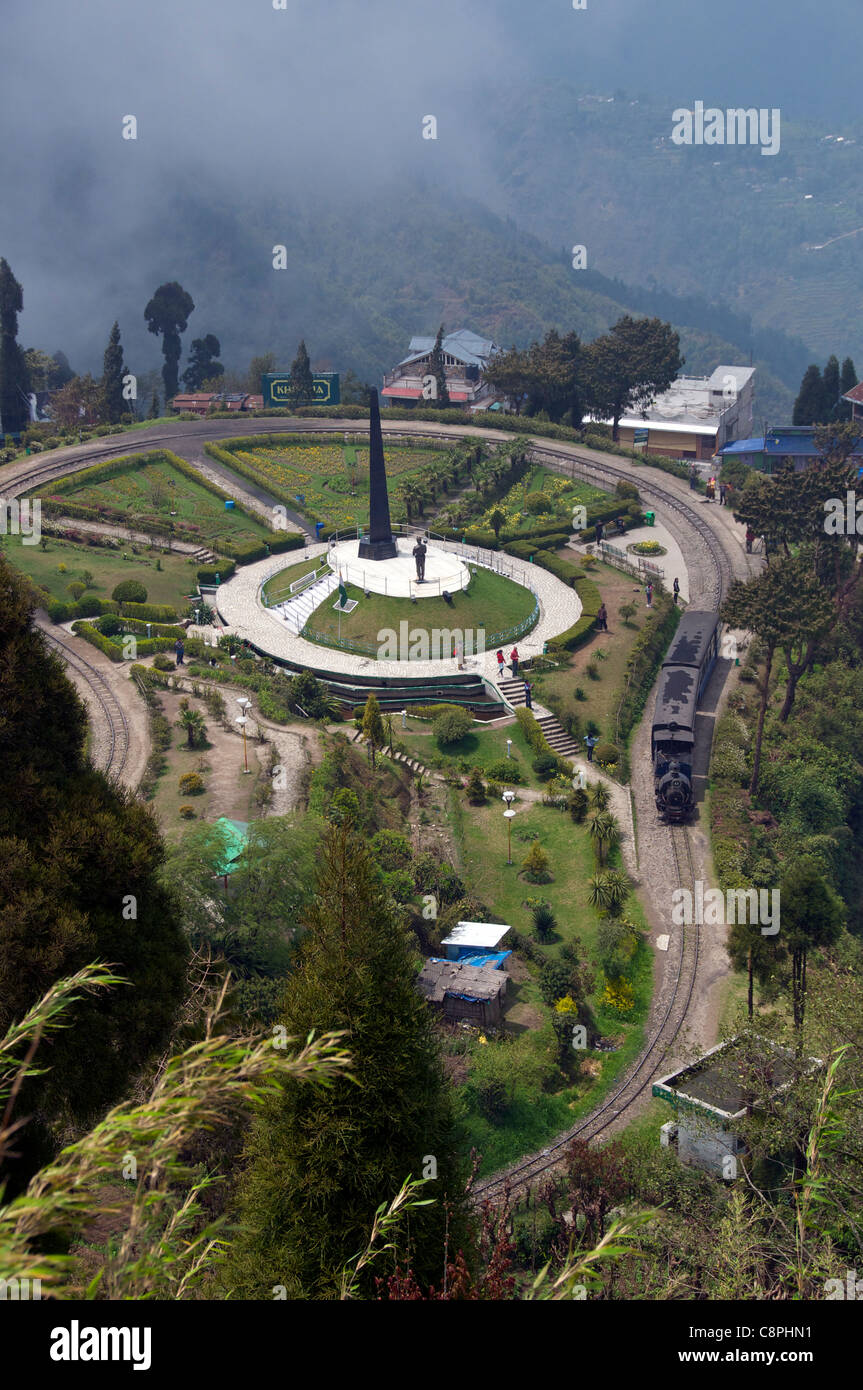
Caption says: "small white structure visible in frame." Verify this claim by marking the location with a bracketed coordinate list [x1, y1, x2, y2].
[441, 921, 511, 961]
[328, 537, 470, 599]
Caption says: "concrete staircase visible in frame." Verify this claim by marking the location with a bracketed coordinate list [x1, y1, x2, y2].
[536, 713, 580, 760]
[277, 572, 340, 634]
[497, 676, 529, 706]
[191, 545, 218, 565]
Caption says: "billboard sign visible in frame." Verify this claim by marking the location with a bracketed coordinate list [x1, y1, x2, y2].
[262, 373, 341, 409]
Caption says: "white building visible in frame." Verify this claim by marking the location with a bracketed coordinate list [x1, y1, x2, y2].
[595, 364, 756, 461]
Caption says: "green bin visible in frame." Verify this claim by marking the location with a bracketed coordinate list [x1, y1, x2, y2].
[644, 511, 655, 528]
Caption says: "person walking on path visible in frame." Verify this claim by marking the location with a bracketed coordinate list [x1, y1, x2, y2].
[645, 581, 653, 609]
[689, 465, 697, 491]
[672, 577, 680, 605]
[596, 602, 608, 631]
[523, 679, 533, 710]
[595, 520, 604, 544]
[496, 648, 506, 679]
[706, 478, 715, 502]
[745, 527, 754, 553]
[175, 637, 185, 666]
[510, 646, 520, 677]
[719, 481, 727, 505]
[584, 732, 599, 762]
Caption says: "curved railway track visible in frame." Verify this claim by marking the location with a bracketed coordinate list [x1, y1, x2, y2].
[4, 420, 746, 1195]
[41, 627, 130, 778]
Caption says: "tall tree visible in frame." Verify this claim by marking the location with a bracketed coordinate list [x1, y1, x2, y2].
[822, 354, 841, 421]
[0, 557, 187, 1186]
[0, 258, 31, 436]
[484, 342, 531, 414]
[49, 350, 74, 389]
[246, 351, 277, 393]
[839, 357, 858, 420]
[148, 390, 160, 419]
[793, 364, 824, 425]
[182, 334, 224, 392]
[288, 339, 315, 407]
[101, 321, 126, 424]
[583, 315, 682, 441]
[48, 373, 105, 429]
[361, 692, 385, 769]
[144, 281, 195, 402]
[780, 859, 843, 1034]
[23, 349, 56, 393]
[222, 823, 468, 1297]
[428, 324, 451, 408]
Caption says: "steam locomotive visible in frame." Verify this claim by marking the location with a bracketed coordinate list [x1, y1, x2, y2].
[652, 610, 720, 822]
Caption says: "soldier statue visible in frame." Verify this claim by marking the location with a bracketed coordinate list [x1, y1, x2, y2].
[412, 537, 427, 582]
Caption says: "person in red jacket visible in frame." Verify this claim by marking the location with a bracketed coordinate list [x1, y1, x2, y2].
[510, 646, 520, 677]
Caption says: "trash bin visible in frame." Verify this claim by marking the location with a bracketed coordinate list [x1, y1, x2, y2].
[644, 511, 655, 528]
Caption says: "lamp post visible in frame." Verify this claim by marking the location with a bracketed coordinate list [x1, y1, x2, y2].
[401, 708, 407, 730]
[502, 789, 516, 866]
[506, 738, 512, 759]
[236, 696, 252, 773]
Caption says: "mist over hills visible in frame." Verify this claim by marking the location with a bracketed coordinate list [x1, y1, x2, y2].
[2, 0, 862, 424]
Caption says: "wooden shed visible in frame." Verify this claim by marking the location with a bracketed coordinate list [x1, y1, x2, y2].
[416, 957, 507, 1028]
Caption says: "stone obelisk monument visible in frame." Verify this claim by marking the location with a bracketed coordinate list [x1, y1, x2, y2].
[358, 388, 398, 561]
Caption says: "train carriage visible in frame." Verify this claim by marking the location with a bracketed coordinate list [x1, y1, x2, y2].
[652, 610, 720, 821]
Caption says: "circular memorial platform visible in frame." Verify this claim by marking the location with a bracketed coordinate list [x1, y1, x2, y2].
[327, 537, 470, 598]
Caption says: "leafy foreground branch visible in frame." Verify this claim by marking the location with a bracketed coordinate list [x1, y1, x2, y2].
[0, 963, 352, 1299]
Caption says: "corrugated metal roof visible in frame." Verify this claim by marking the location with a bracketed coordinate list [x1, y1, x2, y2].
[400, 329, 497, 370]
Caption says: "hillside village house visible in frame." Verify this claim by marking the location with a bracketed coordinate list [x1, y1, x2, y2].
[842, 381, 863, 424]
[171, 392, 262, 416]
[720, 424, 863, 474]
[382, 329, 501, 410]
[593, 364, 756, 461]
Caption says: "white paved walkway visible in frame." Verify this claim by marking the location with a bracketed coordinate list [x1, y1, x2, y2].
[210, 543, 582, 681]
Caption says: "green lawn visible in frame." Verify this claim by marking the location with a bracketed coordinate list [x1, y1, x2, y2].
[448, 791, 652, 1174]
[3, 532, 199, 612]
[397, 716, 541, 785]
[261, 554, 329, 606]
[45, 457, 271, 551]
[304, 565, 536, 654]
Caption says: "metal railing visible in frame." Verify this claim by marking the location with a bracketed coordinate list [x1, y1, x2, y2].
[597, 540, 665, 581]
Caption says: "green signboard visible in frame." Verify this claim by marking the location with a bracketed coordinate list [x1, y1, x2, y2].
[262, 372, 341, 409]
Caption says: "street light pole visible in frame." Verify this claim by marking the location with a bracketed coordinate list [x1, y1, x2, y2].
[236, 696, 252, 774]
[502, 789, 516, 866]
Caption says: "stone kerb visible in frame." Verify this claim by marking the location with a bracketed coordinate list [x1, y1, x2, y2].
[214, 545, 582, 681]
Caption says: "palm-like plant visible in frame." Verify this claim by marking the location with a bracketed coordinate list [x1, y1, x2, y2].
[589, 869, 630, 916]
[588, 810, 620, 866]
[178, 703, 207, 749]
[588, 781, 611, 813]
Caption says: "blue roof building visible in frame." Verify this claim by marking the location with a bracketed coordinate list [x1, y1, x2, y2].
[720, 425, 863, 475]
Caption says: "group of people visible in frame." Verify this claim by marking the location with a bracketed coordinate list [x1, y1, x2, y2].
[496, 646, 521, 679]
[690, 466, 731, 507]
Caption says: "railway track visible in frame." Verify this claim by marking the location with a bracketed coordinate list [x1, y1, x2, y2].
[471, 823, 699, 1205]
[41, 627, 130, 778]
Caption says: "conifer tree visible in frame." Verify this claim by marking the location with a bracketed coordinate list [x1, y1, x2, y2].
[793, 364, 825, 425]
[144, 281, 195, 402]
[429, 324, 451, 407]
[222, 823, 469, 1298]
[288, 339, 315, 406]
[361, 692, 385, 769]
[101, 321, 126, 424]
[839, 357, 858, 419]
[0, 258, 30, 436]
[822, 354, 841, 420]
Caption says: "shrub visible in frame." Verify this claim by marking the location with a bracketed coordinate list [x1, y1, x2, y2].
[569, 787, 589, 823]
[178, 771, 205, 796]
[532, 902, 557, 941]
[381, 868, 416, 903]
[486, 758, 523, 784]
[112, 579, 148, 603]
[465, 767, 487, 803]
[521, 840, 551, 883]
[370, 829, 413, 872]
[179, 805, 197, 820]
[98, 614, 123, 636]
[433, 706, 473, 748]
[532, 753, 558, 782]
[121, 601, 178, 622]
[595, 742, 620, 766]
[153, 654, 174, 671]
[67, 581, 86, 601]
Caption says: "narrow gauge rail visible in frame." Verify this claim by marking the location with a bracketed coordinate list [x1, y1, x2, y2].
[41, 628, 130, 778]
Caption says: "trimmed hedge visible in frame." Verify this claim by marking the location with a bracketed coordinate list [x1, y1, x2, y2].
[196, 561, 236, 585]
[120, 601, 179, 622]
[71, 621, 177, 661]
[47, 596, 119, 623]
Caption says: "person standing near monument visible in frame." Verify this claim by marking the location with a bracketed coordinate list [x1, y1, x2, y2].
[412, 537, 427, 582]
[510, 646, 520, 677]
